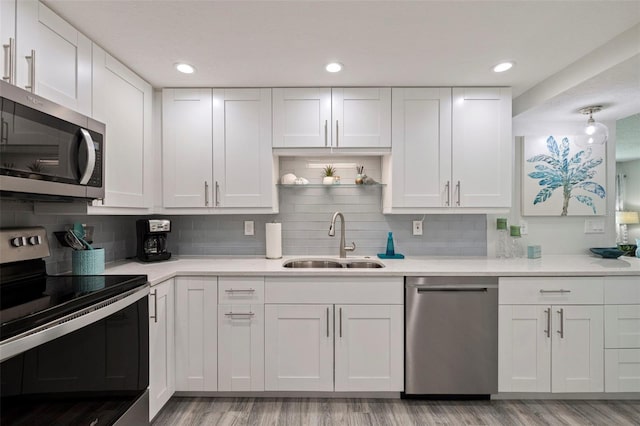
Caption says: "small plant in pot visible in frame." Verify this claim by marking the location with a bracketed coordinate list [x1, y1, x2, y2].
[322, 165, 336, 185]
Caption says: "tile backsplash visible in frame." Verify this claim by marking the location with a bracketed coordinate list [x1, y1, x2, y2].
[0, 156, 487, 273]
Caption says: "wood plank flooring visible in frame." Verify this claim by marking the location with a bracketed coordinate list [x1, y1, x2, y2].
[152, 397, 640, 426]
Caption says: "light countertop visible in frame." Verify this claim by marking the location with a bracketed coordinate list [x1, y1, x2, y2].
[103, 255, 640, 286]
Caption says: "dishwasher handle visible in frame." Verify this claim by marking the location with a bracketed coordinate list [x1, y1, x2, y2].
[416, 286, 490, 292]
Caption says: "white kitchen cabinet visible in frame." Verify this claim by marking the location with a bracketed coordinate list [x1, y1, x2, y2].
[605, 349, 640, 392]
[264, 304, 334, 391]
[174, 277, 217, 391]
[387, 87, 511, 211]
[272, 87, 390, 149]
[212, 88, 273, 207]
[451, 88, 511, 207]
[499, 277, 604, 393]
[390, 88, 452, 208]
[162, 88, 213, 208]
[149, 279, 175, 421]
[90, 44, 152, 211]
[334, 304, 403, 391]
[15, 0, 91, 115]
[272, 88, 331, 148]
[217, 276, 265, 392]
[1, 0, 16, 85]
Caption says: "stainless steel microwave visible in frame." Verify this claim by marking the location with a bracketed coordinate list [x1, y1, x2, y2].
[0, 81, 105, 201]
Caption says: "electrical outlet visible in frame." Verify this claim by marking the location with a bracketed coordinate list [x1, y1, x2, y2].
[244, 220, 254, 236]
[412, 220, 423, 236]
[520, 221, 528, 235]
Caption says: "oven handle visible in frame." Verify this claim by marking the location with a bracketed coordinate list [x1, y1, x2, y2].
[0, 285, 149, 362]
[78, 128, 96, 185]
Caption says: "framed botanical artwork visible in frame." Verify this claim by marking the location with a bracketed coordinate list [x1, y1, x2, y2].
[522, 135, 606, 216]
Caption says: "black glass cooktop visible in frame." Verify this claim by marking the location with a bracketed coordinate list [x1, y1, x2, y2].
[0, 271, 147, 342]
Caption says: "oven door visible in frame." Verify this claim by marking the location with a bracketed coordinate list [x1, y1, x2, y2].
[0, 288, 149, 425]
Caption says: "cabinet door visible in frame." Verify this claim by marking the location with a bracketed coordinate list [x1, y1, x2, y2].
[175, 277, 217, 391]
[1, 0, 15, 85]
[605, 305, 640, 349]
[265, 304, 333, 391]
[605, 349, 640, 392]
[213, 88, 273, 207]
[498, 305, 551, 392]
[149, 279, 175, 421]
[218, 304, 264, 391]
[334, 304, 403, 391]
[162, 88, 213, 208]
[452, 88, 511, 207]
[273, 88, 331, 148]
[391, 88, 452, 208]
[91, 44, 152, 209]
[332, 88, 391, 148]
[15, 1, 91, 114]
[552, 305, 604, 392]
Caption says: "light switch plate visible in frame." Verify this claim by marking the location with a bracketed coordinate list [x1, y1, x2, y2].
[244, 221, 254, 236]
[520, 221, 528, 235]
[412, 220, 423, 236]
[584, 219, 605, 234]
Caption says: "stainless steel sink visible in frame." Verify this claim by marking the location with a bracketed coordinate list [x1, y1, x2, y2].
[344, 261, 385, 268]
[282, 260, 343, 268]
[282, 259, 385, 269]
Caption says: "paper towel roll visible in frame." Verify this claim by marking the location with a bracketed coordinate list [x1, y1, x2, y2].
[266, 222, 282, 259]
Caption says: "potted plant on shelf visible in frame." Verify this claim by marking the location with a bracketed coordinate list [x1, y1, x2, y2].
[322, 165, 336, 185]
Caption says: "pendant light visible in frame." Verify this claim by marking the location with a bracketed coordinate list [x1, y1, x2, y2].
[576, 105, 608, 146]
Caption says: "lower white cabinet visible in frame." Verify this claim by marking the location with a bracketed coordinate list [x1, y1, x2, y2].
[605, 349, 640, 392]
[175, 277, 218, 391]
[149, 279, 175, 421]
[499, 277, 604, 393]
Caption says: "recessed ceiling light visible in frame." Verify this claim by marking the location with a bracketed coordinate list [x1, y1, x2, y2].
[325, 62, 343, 73]
[493, 61, 515, 73]
[175, 63, 195, 74]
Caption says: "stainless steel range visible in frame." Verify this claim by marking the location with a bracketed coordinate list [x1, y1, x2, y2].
[0, 227, 150, 425]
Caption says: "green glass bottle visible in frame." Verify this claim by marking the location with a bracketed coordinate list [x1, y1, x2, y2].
[386, 232, 395, 256]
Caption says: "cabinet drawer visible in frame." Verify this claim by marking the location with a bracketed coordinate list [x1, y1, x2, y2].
[265, 276, 403, 304]
[605, 305, 640, 349]
[605, 349, 640, 392]
[499, 277, 603, 305]
[605, 277, 640, 305]
[218, 277, 264, 304]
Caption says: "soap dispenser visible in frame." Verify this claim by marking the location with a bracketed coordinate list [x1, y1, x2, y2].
[386, 232, 395, 256]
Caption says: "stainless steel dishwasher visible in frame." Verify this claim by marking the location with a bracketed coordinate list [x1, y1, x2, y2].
[405, 276, 498, 397]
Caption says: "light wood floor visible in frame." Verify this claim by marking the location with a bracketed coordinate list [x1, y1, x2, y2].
[152, 397, 640, 425]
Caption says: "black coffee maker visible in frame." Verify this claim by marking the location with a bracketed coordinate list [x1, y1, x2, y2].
[136, 219, 171, 262]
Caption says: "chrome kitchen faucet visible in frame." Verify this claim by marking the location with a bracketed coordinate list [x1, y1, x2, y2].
[328, 212, 356, 258]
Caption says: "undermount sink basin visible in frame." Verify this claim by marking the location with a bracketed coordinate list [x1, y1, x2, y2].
[282, 259, 385, 269]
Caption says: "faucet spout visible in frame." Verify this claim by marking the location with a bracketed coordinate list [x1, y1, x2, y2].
[328, 211, 356, 258]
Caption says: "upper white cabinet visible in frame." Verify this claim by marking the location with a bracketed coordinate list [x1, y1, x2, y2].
[387, 87, 511, 212]
[15, 0, 91, 115]
[273, 87, 391, 149]
[90, 44, 153, 211]
[162, 88, 274, 210]
[1, 0, 16, 85]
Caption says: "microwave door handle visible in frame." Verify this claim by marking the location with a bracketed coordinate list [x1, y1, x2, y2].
[78, 128, 96, 185]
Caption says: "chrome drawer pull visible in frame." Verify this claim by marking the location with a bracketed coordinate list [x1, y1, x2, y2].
[539, 289, 571, 294]
[224, 312, 254, 317]
[224, 288, 255, 293]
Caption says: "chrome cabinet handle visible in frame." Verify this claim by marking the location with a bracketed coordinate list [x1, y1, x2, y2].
[224, 288, 255, 293]
[215, 181, 220, 206]
[324, 120, 328, 147]
[557, 308, 564, 339]
[150, 291, 158, 323]
[335, 120, 339, 147]
[224, 312, 254, 317]
[205, 181, 209, 206]
[455, 180, 461, 206]
[25, 49, 35, 93]
[539, 289, 571, 294]
[1, 118, 8, 144]
[445, 181, 450, 206]
[544, 308, 551, 338]
[326, 307, 330, 338]
[339, 307, 343, 338]
[3, 38, 15, 84]
[78, 129, 96, 185]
